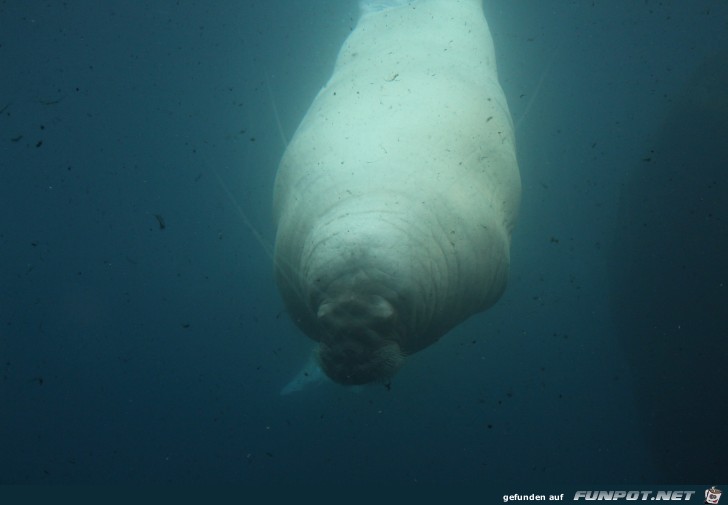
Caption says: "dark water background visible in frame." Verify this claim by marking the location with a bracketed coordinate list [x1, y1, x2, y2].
[1, 0, 726, 485]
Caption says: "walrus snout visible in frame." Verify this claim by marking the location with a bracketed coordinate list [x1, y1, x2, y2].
[316, 337, 403, 385]
[317, 293, 395, 326]
[315, 293, 403, 384]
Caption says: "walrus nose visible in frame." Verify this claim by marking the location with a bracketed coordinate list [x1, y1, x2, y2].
[316, 333, 404, 385]
[317, 293, 395, 330]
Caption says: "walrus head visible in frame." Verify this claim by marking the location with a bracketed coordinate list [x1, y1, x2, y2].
[315, 292, 404, 385]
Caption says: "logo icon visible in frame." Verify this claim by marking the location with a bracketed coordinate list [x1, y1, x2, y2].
[706, 487, 722, 505]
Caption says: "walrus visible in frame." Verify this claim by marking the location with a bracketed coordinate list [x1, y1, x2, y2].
[273, 0, 521, 385]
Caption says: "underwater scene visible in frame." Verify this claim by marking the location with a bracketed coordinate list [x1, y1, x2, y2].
[1, 0, 726, 487]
